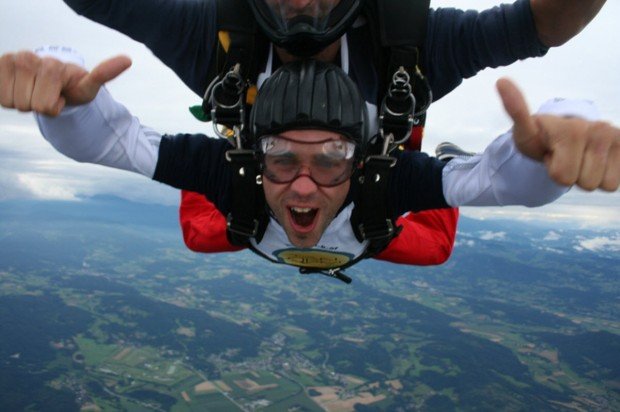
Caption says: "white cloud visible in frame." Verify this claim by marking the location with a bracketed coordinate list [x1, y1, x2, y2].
[455, 238, 476, 247]
[543, 231, 561, 241]
[0, 124, 40, 136]
[460, 199, 620, 230]
[576, 237, 620, 253]
[539, 246, 565, 254]
[0, 142, 179, 205]
[478, 231, 506, 241]
[16, 173, 79, 201]
[0, 172, 33, 200]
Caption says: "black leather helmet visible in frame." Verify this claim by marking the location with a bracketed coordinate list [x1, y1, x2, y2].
[247, 0, 364, 57]
[250, 60, 369, 156]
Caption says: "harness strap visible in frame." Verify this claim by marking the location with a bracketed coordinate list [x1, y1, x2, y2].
[378, 0, 432, 151]
[377, 0, 430, 46]
[225, 149, 268, 246]
[203, 0, 266, 118]
[348, 0, 431, 263]
[204, 0, 270, 246]
[299, 268, 352, 284]
[352, 154, 400, 257]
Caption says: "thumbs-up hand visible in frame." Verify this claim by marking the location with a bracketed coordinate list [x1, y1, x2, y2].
[0, 50, 131, 117]
[497, 77, 620, 192]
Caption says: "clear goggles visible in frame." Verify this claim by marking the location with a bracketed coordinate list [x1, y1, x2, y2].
[264, 0, 341, 33]
[259, 134, 357, 187]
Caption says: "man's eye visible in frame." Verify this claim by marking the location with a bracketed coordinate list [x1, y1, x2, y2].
[314, 157, 340, 169]
[271, 156, 297, 167]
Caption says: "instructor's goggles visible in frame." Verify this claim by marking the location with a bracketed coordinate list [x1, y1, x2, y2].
[259, 135, 357, 187]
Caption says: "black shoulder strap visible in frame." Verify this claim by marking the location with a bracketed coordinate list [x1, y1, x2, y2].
[350, 154, 402, 262]
[216, 0, 255, 32]
[350, 0, 431, 262]
[380, 0, 432, 140]
[198, 0, 270, 247]
[225, 149, 269, 246]
[204, 0, 268, 114]
[216, 0, 258, 76]
[377, 0, 430, 47]
[364, 0, 432, 141]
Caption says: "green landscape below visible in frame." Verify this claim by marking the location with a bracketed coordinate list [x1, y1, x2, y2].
[0, 197, 618, 411]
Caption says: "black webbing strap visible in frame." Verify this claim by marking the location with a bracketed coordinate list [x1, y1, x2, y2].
[354, 155, 398, 255]
[363, 0, 430, 258]
[299, 268, 352, 284]
[203, 0, 271, 247]
[377, 0, 430, 47]
[214, 0, 257, 78]
[203, 30, 255, 117]
[204, 0, 265, 117]
[225, 149, 266, 246]
[377, 0, 432, 139]
[216, 0, 255, 33]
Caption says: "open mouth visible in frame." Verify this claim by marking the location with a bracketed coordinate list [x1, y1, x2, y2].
[289, 206, 319, 231]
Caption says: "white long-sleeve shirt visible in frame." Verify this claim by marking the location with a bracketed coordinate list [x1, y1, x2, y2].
[34, 47, 600, 210]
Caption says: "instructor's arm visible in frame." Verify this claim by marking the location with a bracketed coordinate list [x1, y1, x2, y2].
[530, 0, 606, 47]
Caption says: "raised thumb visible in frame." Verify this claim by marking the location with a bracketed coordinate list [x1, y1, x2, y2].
[69, 55, 132, 104]
[496, 77, 545, 160]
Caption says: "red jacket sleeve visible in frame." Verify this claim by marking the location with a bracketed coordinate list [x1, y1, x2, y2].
[374, 208, 458, 265]
[179, 190, 246, 253]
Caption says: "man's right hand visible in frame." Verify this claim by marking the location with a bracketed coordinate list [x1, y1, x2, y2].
[0, 50, 131, 117]
[498, 77, 620, 192]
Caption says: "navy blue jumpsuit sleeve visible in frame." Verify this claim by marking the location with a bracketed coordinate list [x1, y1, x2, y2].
[153, 137, 448, 220]
[152, 134, 233, 213]
[426, 0, 548, 101]
[64, 0, 547, 102]
[388, 151, 450, 217]
[63, 0, 217, 96]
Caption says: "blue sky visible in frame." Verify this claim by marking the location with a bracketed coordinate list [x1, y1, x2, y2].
[0, 0, 618, 228]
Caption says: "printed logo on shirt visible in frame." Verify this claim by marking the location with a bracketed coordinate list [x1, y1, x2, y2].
[273, 248, 354, 269]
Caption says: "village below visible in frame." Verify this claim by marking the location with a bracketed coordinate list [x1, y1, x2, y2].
[1, 196, 618, 411]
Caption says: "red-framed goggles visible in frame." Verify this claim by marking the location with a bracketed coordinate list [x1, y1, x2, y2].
[258, 135, 357, 187]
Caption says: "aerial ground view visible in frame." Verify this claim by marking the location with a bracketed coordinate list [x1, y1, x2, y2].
[0, 2, 619, 411]
[0, 196, 618, 411]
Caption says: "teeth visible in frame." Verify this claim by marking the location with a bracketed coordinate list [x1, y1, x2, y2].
[291, 207, 313, 213]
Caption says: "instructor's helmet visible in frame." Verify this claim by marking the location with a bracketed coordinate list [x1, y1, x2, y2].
[247, 0, 364, 57]
[250, 59, 370, 160]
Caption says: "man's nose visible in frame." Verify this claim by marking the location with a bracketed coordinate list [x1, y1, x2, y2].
[289, 168, 318, 196]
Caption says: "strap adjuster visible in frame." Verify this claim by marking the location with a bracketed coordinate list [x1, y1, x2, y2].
[226, 214, 259, 237]
[225, 149, 258, 163]
[358, 219, 395, 241]
[364, 154, 397, 169]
